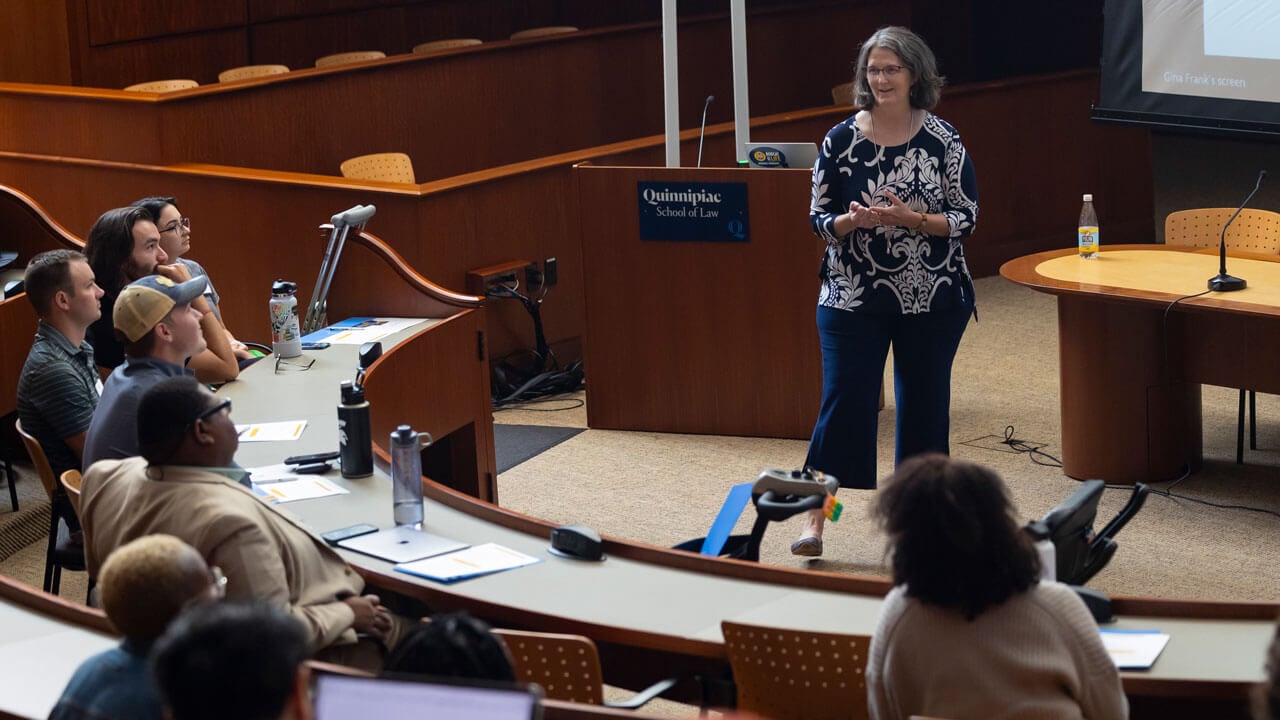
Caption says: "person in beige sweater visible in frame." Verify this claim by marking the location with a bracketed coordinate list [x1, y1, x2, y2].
[867, 454, 1128, 720]
[82, 375, 408, 670]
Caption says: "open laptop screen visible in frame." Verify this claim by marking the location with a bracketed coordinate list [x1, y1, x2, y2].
[743, 142, 819, 169]
[314, 673, 541, 720]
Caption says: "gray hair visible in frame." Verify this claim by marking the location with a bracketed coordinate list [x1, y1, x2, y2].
[853, 26, 944, 111]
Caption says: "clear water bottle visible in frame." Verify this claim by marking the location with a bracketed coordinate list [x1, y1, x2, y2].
[269, 280, 302, 357]
[1078, 193, 1099, 259]
[390, 425, 431, 529]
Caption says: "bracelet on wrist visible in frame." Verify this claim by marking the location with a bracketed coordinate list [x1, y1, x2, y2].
[914, 211, 928, 232]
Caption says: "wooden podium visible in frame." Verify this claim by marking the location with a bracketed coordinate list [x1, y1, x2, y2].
[575, 164, 825, 439]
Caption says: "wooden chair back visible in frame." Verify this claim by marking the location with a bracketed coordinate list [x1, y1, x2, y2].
[1164, 207, 1280, 253]
[510, 26, 578, 40]
[315, 51, 386, 68]
[218, 64, 290, 83]
[721, 620, 871, 720]
[339, 152, 416, 184]
[831, 81, 854, 106]
[14, 418, 57, 501]
[413, 38, 483, 54]
[493, 628, 605, 705]
[123, 79, 198, 92]
[59, 469, 82, 518]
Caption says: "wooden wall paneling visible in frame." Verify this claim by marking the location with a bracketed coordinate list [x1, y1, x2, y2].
[0, 2, 879, 176]
[250, 0, 419, 22]
[0, 70, 1157, 360]
[76, 29, 252, 88]
[184, 2, 881, 178]
[0, 87, 167, 167]
[932, 71, 1153, 276]
[83, 0, 247, 45]
[740, 2, 910, 115]
[0, 0, 73, 84]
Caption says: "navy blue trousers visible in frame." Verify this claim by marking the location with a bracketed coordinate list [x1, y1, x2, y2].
[804, 304, 970, 489]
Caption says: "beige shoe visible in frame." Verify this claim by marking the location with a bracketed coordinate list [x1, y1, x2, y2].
[790, 536, 823, 557]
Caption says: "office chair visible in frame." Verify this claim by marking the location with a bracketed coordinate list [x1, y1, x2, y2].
[412, 38, 483, 54]
[315, 51, 386, 69]
[218, 64, 290, 83]
[509, 26, 578, 40]
[721, 620, 870, 720]
[15, 419, 86, 596]
[339, 153, 416, 184]
[831, 81, 854, 106]
[1165, 207, 1280, 462]
[123, 79, 198, 92]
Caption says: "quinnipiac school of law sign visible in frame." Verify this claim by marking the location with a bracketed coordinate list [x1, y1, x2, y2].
[636, 181, 749, 242]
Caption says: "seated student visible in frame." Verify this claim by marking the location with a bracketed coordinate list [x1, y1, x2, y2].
[48, 534, 223, 720]
[17, 249, 103, 540]
[83, 205, 239, 383]
[131, 196, 257, 365]
[866, 454, 1127, 720]
[82, 275, 209, 467]
[81, 375, 410, 670]
[384, 611, 517, 682]
[152, 602, 311, 720]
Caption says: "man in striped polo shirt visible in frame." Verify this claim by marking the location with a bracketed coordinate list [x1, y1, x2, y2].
[17, 249, 105, 537]
[17, 249, 104, 477]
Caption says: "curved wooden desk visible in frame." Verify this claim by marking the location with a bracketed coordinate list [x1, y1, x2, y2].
[211, 317, 1274, 715]
[1001, 245, 1280, 484]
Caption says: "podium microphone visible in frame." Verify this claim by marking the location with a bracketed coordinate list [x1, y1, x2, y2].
[697, 95, 715, 168]
[1209, 169, 1266, 292]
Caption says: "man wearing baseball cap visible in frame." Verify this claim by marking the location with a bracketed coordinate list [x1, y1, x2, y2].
[83, 274, 209, 468]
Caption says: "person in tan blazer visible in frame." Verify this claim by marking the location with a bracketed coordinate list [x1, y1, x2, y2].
[81, 375, 406, 670]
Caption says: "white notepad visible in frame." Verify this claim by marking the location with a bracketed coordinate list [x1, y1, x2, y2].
[338, 526, 467, 563]
[395, 543, 541, 584]
[1099, 629, 1171, 670]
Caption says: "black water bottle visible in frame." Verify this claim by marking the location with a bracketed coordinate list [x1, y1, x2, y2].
[338, 380, 372, 478]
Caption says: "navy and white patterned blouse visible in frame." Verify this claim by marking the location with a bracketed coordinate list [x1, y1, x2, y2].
[810, 112, 979, 315]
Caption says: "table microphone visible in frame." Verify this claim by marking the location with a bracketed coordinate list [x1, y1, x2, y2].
[1209, 169, 1266, 292]
[697, 95, 715, 168]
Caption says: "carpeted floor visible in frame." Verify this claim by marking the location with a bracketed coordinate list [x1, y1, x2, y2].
[494, 425, 585, 474]
[494, 276, 1280, 603]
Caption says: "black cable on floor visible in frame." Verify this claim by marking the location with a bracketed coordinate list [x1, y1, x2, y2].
[1000, 425, 1063, 467]
[493, 395, 585, 412]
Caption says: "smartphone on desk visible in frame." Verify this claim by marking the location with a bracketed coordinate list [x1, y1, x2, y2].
[301, 342, 330, 350]
[321, 523, 379, 546]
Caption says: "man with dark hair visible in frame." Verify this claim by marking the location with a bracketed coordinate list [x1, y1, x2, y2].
[16, 249, 104, 481]
[83, 206, 168, 370]
[152, 602, 311, 720]
[82, 376, 404, 670]
[83, 274, 208, 467]
[49, 534, 223, 720]
[82, 205, 238, 382]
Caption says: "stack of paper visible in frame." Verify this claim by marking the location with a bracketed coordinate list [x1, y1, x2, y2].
[395, 543, 541, 583]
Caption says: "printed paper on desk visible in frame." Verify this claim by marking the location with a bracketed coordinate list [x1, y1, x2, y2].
[303, 317, 423, 345]
[235, 420, 308, 442]
[252, 477, 349, 504]
[394, 543, 541, 583]
[1099, 629, 1170, 670]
